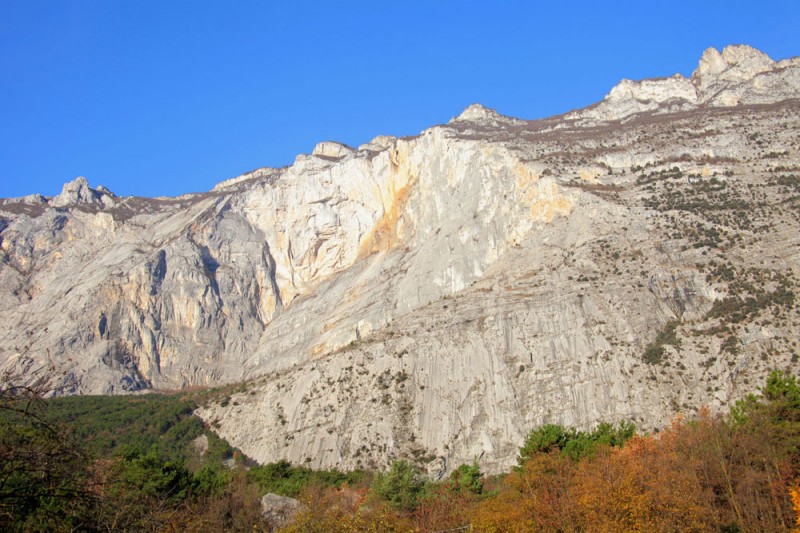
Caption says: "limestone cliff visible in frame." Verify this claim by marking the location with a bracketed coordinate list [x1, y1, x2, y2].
[567, 44, 800, 122]
[2, 45, 800, 474]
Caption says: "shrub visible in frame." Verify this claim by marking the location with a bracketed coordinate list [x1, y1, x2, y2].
[372, 460, 425, 511]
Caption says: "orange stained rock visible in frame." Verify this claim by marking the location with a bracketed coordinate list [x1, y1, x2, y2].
[357, 146, 418, 259]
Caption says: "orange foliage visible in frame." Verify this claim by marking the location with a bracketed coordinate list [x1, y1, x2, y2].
[414, 482, 476, 532]
[668, 408, 796, 530]
[572, 435, 715, 532]
[471, 452, 578, 532]
[791, 484, 800, 531]
[275, 397, 800, 532]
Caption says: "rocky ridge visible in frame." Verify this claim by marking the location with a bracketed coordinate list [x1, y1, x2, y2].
[1, 45, 800, 474]
[568, 44, 800, 122]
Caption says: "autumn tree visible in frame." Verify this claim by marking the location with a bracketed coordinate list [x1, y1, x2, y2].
[472, 451, 578, 532]
[572, 434, 715, 532]
[413, 462, 483, 531]
[281, 484, 414, 532]
[721, 369, 800, 530]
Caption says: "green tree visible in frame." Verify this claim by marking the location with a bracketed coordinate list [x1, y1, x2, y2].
[109, 446, 193, 503]
[520, 421, 636, 464]
[518, 424, 570, 465]
[96, 445, 194, 530]
[248, 459, 365, 498]
[562, 421, 636, 460]
[193, 464, 234, 497]
[449, 460, 483, 495]
[372, 460, 425, 511]
[0, 372, 96, 532]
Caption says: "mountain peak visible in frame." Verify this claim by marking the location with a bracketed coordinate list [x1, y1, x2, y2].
[692, 44, 775, 92]
[568, 44, 797, 123]
[451, 103, 499, 122]
[1, 43, 799, 476]
[51, 176, 116, 208]
[449, 103, 525, 128]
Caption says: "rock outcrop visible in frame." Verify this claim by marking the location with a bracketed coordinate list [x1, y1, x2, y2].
[2, 45, 800, 474]
[449, 103, 526, 127]
[568, 44, 800, 122]
[261, 493, 302, 529]
[51, 176, 117, 208]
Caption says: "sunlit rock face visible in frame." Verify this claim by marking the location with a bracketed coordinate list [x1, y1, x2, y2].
[2, 45, 800, 474]
[568, 44, 800, 123]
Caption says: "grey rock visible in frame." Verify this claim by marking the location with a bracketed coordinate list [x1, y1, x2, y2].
[260, 493, 302, 528]
[50, 177, 116, 208]
[568, 44, 800, 123]
[2, 44, 800, 474]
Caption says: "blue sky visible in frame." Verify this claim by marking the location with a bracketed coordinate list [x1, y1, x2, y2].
[1, 1, 799, 199]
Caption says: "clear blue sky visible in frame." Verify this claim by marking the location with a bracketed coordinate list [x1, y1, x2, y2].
[1, 1, 799, 199]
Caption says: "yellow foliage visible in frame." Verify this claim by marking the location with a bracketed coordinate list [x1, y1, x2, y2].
[471, 452, 578, 532]
[791, 484, 800, 531]
[278, 485, 414, 533]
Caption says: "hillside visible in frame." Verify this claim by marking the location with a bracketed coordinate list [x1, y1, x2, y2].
[1, 44, 800, 474]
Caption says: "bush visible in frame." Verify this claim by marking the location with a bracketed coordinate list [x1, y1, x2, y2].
[247, 459, 365, 498]
[449, 461, 483, 495]
[372, 460, 425, 511]
[643, 320, 680, 364]
[518, 424, 570, 464]
[519, 421, 636, 464]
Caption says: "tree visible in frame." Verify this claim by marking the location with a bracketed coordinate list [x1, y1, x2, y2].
[722, 369, 800, 530]
[449, 460, 483, 495]
[471, 451, 579, 532]
[415, 481, 475, 532]
[518, 421, 636, 464]
[372, 460, 425, 511]
[412, 462, 483, 531]
[110, 446, 193, 503]
[283, 484, 414, 532]
[0, 371, 96, 532]
[518, 424, 570, 465]
[572, 435, 715, 532]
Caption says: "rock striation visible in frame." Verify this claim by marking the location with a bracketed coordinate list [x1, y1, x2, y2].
[2, 45, 800, 474]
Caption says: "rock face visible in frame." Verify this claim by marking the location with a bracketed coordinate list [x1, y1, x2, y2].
[568, 44, 800, 122]
[2, 45, 800, 474]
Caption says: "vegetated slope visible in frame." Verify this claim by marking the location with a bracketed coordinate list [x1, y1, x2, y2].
[1, 45, 800, 474]
[0, 381, 365, 531]
[3, 369, 800, 531]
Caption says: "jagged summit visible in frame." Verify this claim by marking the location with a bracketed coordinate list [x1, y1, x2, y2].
[568, 44, 800, 122]
[0, 176, 116, 207]
[448, 46, 796, 128]
[692, 44, 775, 90]
[1, 176, 119, 208]
[51, 177, 116, 208]
[311, 141, 355, 159]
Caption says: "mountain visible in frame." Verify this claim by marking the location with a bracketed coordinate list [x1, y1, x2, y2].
[2, 45, 799, 474]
